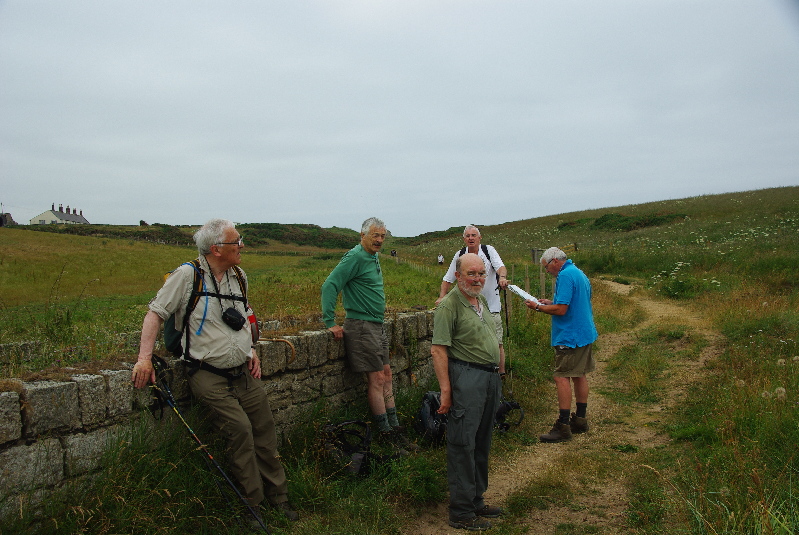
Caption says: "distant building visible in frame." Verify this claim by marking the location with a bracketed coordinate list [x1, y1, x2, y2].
[29, 203, 90, 225]
[0, 213, 17, 226]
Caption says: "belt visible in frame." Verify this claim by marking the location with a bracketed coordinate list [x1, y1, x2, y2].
[449, 358, 499, 374]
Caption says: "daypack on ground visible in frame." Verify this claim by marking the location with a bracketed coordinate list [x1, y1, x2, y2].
[413, 391, 447, 445]
[494, 397, 524, 433]
[320, 420, 374, 475]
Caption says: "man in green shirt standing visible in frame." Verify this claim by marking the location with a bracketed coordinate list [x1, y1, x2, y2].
[321, 217, 415, 450]
[432, 253, 505, 531]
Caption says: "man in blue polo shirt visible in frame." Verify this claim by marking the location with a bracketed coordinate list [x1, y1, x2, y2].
[525, 247, 598, 443]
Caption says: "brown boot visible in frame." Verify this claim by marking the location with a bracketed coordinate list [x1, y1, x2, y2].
[570, 413, 589, 434]
[539, 421, 572, 443]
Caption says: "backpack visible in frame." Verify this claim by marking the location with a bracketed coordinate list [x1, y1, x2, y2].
[162, 260, 249, 357]
[413, 391, 447, 445]
[458, 244, 500, 286]
[320, 420, 374, 476]
[494, 398, 524, 434]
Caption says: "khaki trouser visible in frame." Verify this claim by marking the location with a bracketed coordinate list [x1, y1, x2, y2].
[188, 366, 288, 507]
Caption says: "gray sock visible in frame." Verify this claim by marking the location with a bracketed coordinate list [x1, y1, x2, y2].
[374, 413, 392, 433]
[386, 407, 400, 428]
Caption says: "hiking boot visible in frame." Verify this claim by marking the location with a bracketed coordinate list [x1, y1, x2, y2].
[246, 509, 268, 532]
[379, 428, 420, 453]
[539, 421, 572, 443]
[273, 501, 299, 522]
[475, 504, 504, 518]
[570, 413, 589, 434]
[449, 515, 493, 531]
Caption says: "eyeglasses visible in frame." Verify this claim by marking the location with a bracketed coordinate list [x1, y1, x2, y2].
[216, 237, 243, 247]
[465, 271, 487, 279]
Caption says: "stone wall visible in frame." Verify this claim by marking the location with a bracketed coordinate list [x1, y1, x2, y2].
[0, 310, 435, 521]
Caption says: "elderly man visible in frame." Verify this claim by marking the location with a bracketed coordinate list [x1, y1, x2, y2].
[321, 217, 416, 451]
[432, 253, 505, 531]
[437, 225, 509, 375]
[525, 247, 598, 443]
[132, 218, 298, 526]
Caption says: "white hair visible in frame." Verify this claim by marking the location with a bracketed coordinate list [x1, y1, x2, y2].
[463, 225, 481, 237]
[361, 217, 386, 234]
[540, 247, 567, 264]
[194, 218, 235, 255]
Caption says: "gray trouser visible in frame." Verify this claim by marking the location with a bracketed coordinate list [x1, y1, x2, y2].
[446, 360, 502, 519]
[188, 367, 288, 507]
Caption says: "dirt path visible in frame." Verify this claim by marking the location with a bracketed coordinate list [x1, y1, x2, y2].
[403, 281, 724, 534]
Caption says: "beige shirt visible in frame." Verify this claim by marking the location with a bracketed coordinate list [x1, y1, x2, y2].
[149, 255, 253, 369]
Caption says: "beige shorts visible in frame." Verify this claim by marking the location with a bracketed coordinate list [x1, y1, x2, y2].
[553, 344, 595, 377]
[490, 312, 504, 345]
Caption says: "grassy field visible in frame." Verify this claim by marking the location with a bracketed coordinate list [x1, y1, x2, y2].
[1, 186, 798, 533]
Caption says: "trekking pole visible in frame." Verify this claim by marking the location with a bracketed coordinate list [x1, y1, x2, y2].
[149, 355, 271, 534]
[501, 288, 514, 398]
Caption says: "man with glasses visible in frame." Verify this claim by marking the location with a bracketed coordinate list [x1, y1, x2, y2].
[525, 246, 598, 443]
[321, 217, 417, 452]
[132, 218, 298, 526]
[432, 253, 505, 531]
[437, 225, 509, 377]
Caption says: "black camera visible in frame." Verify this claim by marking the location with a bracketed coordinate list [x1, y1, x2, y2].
[222, 307, 246, 331]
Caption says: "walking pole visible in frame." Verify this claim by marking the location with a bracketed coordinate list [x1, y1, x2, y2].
[502, 288, 514, 398]
[149, 355, 270, 534]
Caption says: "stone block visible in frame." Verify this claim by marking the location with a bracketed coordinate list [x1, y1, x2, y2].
[71, 374, 107, 427]
[0, 438, 63, 499]
[101, 370, 133, 418]
[21, 381, 80, 437]
[284, 336, 306, 370]
[65, 425, 122, 476]
[326, 334, 345, 361]
[299, 331, 328, 368]
[0, 391, 22, 444]
[259, 339, 288, 376]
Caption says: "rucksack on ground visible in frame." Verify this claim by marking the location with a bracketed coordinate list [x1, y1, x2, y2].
[413, 391, 447, 445]
[494, 398, 524, 434]
[320, 420, 374, 476]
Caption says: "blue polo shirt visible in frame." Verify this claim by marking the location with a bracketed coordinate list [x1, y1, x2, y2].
[551, 260, 598, 348]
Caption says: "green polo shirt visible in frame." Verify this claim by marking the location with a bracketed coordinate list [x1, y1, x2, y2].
[432, 286, 500, 366]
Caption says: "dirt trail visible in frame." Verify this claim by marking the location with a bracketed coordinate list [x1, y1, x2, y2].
[403, 281, 723, 534]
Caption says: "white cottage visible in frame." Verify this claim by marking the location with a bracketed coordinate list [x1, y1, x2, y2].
[29, 203, 90, 225]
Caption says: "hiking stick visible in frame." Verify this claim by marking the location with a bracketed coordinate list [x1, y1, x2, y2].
[150, 355, 270, 534]
[501, 288, 514, 398]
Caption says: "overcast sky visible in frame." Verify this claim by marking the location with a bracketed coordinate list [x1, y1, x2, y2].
[2, 1, 798, 237]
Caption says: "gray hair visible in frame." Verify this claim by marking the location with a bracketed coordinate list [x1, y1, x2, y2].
[361, 217, 386, 234]
[463, 225, 481, 237]
[540, 246, 567, 265]
[194, 218, 235, 255]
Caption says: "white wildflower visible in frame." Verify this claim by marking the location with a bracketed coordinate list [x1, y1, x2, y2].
[774, 387, 787, 401]
[777, 359, 787, 366]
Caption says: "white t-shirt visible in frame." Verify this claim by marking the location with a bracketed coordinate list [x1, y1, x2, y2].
[442, 244, 505, 313]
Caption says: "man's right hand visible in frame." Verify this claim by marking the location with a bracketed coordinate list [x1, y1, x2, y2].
[437, 391, 452, 414]
[327, 325, 344, 340]
[132, 357, 156, 389]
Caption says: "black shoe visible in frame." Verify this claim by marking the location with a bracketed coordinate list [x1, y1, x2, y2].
[273, 501, 299, 521]
[449, 515, 492, 531]
[379, 428, 420, 453]
[475, 504, 503, 518]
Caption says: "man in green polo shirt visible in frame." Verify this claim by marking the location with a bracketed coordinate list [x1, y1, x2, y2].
[321, 217, 415, 451]
[431, 253, 505, 531]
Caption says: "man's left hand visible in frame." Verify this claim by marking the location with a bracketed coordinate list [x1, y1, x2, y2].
[248, 352, 262, 379]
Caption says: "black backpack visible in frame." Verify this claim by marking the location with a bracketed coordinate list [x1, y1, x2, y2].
[320, 420, 374, 476]
[162, 260, 248, 357]
[494, 398, 524, 434]
[413, 391, 447, 445]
